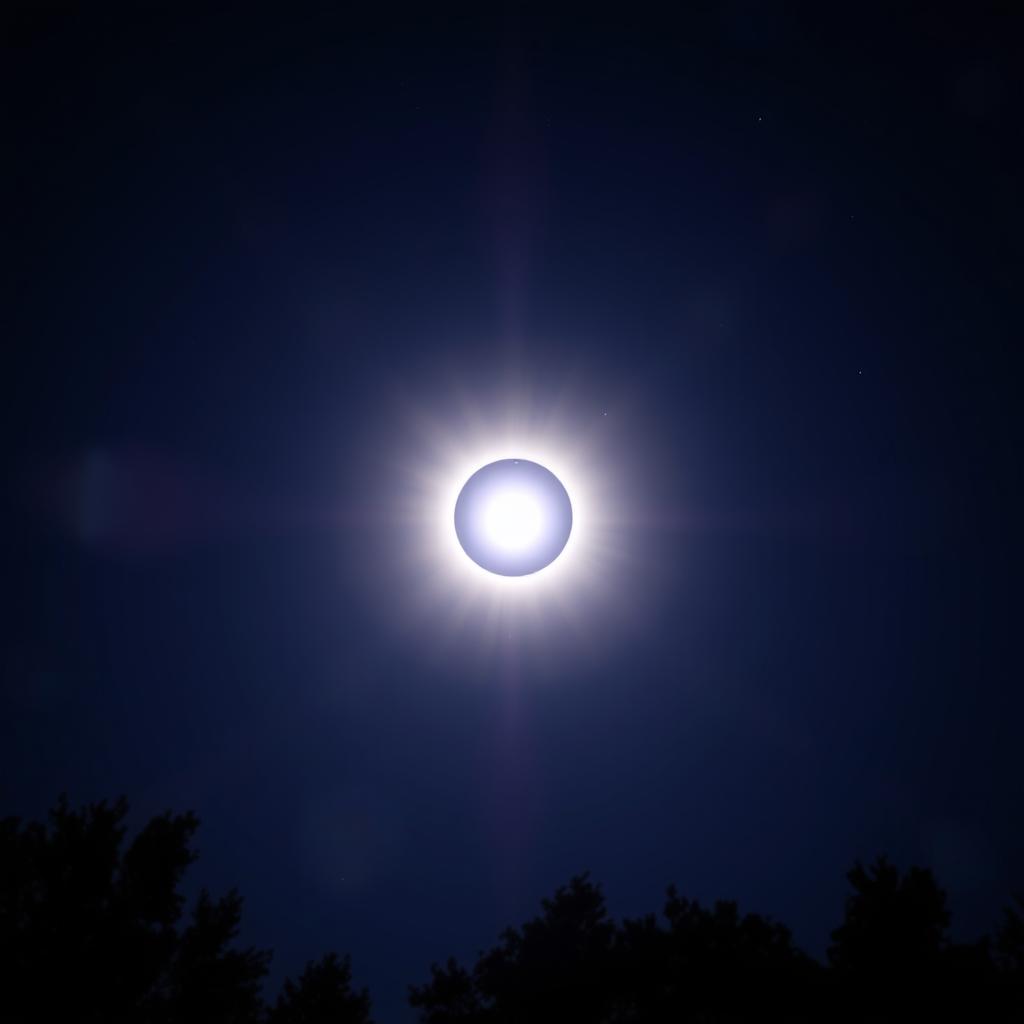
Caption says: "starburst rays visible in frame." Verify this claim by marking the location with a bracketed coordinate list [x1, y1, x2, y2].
[349, 359, 666, 674]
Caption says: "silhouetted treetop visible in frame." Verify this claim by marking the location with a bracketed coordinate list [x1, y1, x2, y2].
[0, 796, 370, 1024]
[408, 958, 482, 1024]
[476, 874, 615, 1020]
[269, 953, 373, 1024]
[410, 860, 1024, 1023]
[828, 857, 950, 973]
[995, 896, 1024, 974]
[4, 795, 1023, 1024]
[410, 873, 819, 1023]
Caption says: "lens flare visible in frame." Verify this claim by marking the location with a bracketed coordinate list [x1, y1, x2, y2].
[346, 360, 675, 673]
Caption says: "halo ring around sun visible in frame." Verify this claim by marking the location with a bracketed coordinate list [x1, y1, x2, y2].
[454, 459, 572, 576]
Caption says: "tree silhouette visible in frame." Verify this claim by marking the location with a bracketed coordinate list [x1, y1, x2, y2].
[823, 856, 1017, 1019]
[478, 874, 616, 1022]
[407, 958, 482, 1024]
[269, 953, 372, 1024]
[410, 874, 615, 1023]
[410, 874, 818, 1022]
[164, 888, 269, 1023]
[0, 796, 370, 1024]
[4, 795, 1024, 1023]
[828, 857, 951, 973]
[995, 896, 1024, 975]
[411, 860, 1024, 1023]
[656, 888, 818, 1020]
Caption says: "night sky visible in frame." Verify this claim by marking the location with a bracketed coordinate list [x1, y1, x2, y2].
[4, 5, 1023, 1021]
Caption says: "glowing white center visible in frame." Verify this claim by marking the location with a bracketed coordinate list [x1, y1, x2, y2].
[480, 489, 544, 552]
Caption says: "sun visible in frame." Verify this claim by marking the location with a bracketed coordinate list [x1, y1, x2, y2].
[454, 459, 573, 576]
[348, 360, 668, 670]
[481, 489, 543, 551]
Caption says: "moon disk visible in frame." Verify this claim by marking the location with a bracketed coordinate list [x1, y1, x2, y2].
[454, 459, 573, 576]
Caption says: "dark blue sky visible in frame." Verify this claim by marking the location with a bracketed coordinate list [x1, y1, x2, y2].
[4, 5, 1022, 1021]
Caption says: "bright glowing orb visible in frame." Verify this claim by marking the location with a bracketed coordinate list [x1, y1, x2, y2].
[454, 459, 572, 576]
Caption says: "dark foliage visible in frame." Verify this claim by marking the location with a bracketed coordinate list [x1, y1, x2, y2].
[3, 796, 1023, 1023]
[409, 874, 818, 1023]
[828, 857, 952, 972]
[0, 797, 370, 1024]
[995, 897, 1024, 974]
[411, 866, 1024, 1023]
[823, 858, 1018, 1020]
[269, 953, 372, 1024]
